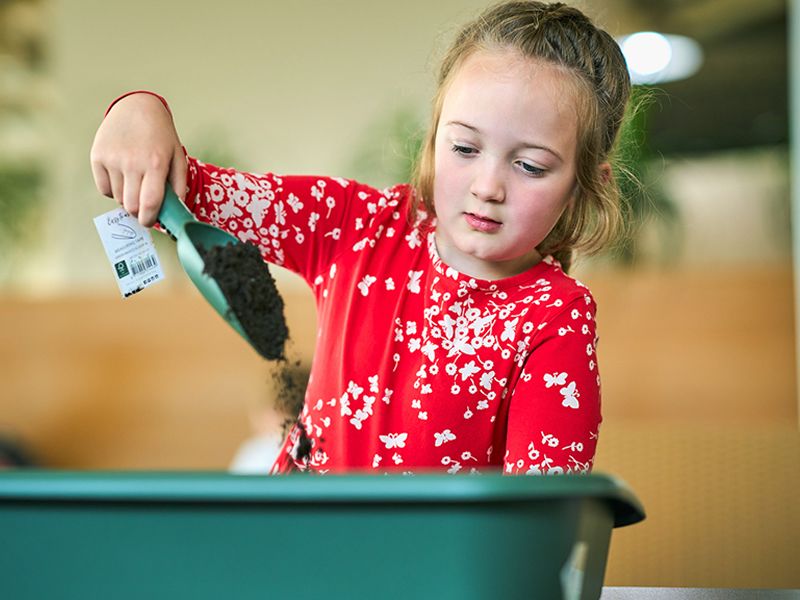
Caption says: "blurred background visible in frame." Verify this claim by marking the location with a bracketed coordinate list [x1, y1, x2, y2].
[1, 0, 798, 590]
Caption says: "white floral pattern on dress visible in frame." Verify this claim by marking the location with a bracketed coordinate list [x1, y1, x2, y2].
[185, 158, 601, 475]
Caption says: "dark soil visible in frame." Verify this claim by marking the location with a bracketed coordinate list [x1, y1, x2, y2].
[272, 360, 309, 425]
[272, 360, 314, 464]
[294, 421, 313, 463]
[197, 240, 313, 464]
[197, 241, 289, 360]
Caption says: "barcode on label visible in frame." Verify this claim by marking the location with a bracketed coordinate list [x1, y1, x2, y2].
[130, 254, 158, 275]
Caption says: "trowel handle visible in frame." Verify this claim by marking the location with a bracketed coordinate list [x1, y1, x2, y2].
[157, 184, 196, 240]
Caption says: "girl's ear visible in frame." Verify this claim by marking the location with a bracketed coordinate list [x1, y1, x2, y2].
[599, 162, 612, 185]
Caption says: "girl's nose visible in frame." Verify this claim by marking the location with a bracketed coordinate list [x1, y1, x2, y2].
[470, 160, 506, 203]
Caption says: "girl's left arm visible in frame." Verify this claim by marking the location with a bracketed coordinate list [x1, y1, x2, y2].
[503, 294, 602, 475]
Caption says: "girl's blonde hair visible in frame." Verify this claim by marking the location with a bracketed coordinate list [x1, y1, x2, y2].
[411, 1, 631, 271]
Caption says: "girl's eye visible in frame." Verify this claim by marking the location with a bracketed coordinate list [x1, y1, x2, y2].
[451, 144, 477, 156]
[516, 161, 545, 177]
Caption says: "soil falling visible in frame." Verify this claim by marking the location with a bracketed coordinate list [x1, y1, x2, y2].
[197, 240, 313, 463]
[273, 359, 313, 465]
[197, 241, 288, 360]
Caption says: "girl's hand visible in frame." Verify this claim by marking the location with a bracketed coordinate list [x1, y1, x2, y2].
[90, 93, 187, 227]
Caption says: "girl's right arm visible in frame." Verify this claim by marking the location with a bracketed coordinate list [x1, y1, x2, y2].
[90, 92, 188, 227]
[183, 157, 404, 285]
[90, 92, 408, 284]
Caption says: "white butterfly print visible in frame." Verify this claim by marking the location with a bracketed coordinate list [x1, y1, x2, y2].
[274, 200, 287, 225]
[245, 197, 268, 227]
[379, 432, 408, 449]
[458, 360, 480, 381]
[469, 314, 493, 335]
[407, 270, 423, 294]
[220, 198, 244, 221]
[544, 372, 568, 388]
[480, 370, 495, 390]
[448, 335, 476, 357]
[358, 275, 377, 297]
[420, 340, 438, 362]
[287, 193, 303, 213]
[333, 177, 349, 188]
[347, 381, 364, 399]
[501, 317, 519, 342]
[340, 394, 351, 416]
[560, 381, 580, 409]
[434, 429, 456, 447]
[440, 314, 455, 340]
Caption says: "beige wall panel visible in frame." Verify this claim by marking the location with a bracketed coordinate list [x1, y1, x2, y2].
[596, 423, 800, 589]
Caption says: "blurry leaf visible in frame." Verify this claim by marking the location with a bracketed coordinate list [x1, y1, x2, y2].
[611, 86, 683, 265]
[345, 105, 424, 187]
[0, 163, 43, 248]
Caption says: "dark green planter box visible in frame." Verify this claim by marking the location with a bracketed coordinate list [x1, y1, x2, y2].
[0, 471, 644, 599]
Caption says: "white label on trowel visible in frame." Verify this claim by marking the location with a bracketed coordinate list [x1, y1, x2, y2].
[94, 207, 165, 298]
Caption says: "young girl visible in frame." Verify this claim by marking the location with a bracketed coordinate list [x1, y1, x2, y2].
[90, 1, 631, 475]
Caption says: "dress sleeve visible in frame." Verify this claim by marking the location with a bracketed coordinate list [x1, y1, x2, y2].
[183, 156, 405, 285]
[503, 292, 602, 475]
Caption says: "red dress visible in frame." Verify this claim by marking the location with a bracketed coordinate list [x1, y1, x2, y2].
[184, 157, 602, 475]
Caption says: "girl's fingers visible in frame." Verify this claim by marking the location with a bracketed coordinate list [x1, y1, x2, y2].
[122, 174, 143, 221]
[139, 169, 168, 227]
[109, 170, 125, 208]
[90, 159, 113, 198]
[168, 145, 189, 202]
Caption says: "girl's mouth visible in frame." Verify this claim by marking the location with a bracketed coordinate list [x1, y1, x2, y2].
[464, 212, 502, 233]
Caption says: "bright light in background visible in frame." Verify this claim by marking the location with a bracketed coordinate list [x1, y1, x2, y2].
[618, 32, 703, 84]
[623, 32, 672, 75]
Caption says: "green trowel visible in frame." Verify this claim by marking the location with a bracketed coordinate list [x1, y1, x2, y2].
[156, 184, 256, 351]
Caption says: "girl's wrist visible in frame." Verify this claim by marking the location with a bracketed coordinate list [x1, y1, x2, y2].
[104, 90, 171, 118]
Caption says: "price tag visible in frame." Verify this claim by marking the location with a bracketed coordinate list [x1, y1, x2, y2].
[94, 207, 165, 298]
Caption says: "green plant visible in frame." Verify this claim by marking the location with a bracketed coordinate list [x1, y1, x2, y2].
[612, 86, 683, 264]
[0, 163, 43, 249]
[345, 105, 425, 188]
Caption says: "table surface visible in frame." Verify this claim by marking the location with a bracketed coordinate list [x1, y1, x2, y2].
[602, 589, 800, 599]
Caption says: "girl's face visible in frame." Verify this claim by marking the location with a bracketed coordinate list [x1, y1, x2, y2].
[433, 50, 580, 280]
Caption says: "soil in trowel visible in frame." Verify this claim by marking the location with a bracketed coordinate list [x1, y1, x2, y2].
[198, 241, 289, 361]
